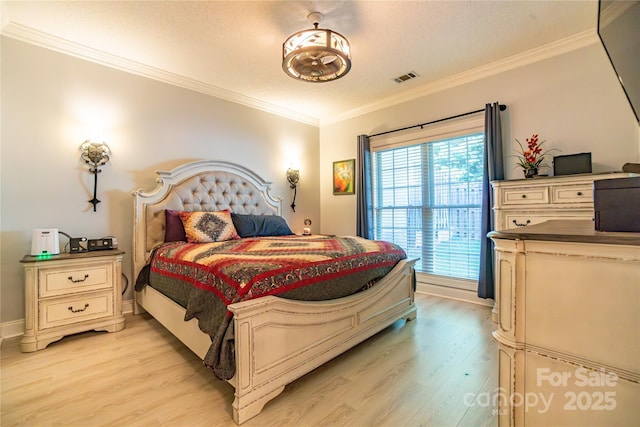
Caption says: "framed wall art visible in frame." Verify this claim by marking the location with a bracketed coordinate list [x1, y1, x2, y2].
[333, 159, 355, 195]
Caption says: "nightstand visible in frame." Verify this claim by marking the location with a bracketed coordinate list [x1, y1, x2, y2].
[20, 249, 126, 352]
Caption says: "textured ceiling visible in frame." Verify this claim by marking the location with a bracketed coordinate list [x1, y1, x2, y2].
[1, 1, 598, 125]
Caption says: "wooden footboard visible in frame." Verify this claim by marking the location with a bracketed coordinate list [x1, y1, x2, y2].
[229, 257, 417, 424]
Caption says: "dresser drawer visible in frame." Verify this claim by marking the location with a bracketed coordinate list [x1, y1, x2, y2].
[551, 185, 593, 204]
[503, 214, 550, 229]
[501, 187, 548, 205]
[39, 291, 113, 329]
[503, 213, 593, 230]
[39, 263, 112, 298]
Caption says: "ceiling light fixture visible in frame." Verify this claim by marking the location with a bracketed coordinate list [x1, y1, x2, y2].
[282, 12, 351, 82]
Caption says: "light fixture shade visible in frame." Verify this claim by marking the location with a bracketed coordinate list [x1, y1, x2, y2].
[286, 168, 300, 188]
[282, 19, 351, 82]
[80, 140, 111, 167]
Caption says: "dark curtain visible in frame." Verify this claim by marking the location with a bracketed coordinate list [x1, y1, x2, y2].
[356, 134, 373, 239]
[478, 103, 505, 299]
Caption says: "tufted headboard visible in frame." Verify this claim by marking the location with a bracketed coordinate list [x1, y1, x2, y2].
[131, 160, 281, 280]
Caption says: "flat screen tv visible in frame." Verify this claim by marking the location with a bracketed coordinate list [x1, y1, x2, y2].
[597, 1, 640, 124]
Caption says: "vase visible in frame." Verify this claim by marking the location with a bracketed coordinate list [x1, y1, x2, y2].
[523, 168, 538, 178]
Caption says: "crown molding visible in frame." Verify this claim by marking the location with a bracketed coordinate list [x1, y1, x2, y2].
[0, 22, 320, 127]
[320, 30, 600, 126]
[2, 20, 598, 129]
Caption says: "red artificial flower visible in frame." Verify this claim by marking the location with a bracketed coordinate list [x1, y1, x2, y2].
[512, 133, 557, 172]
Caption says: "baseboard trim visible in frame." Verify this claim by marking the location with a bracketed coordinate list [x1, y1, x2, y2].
[1, 299, 135, 341]
[123, 299, 133, 316]
[416, 282, 494, 308]
[0, 319, 25, 340]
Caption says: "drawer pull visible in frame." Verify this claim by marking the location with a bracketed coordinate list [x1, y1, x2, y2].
[513, 219, 531, 227]
[68, 274, 89, 283]
[68, 303, 89, 313]
[577, 191, 583, 196]
[521, 194, 527, 199]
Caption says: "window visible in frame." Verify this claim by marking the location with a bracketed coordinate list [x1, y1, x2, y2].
[371, 121, 484, 289]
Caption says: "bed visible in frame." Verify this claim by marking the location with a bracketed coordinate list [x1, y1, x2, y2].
[132, 160, 417, 424]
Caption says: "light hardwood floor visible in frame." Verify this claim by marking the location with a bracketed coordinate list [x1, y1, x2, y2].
[1, 294, 497, 427]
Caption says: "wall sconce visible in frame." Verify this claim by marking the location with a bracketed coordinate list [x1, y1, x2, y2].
[80, 140, 111, 211]
[286, 168, 300, 212]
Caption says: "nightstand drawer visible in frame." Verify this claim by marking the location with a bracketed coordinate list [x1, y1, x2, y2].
[39, 291, 113, 329]
[39, 263, 112, 297]
[501, 188, 548, 205]
[551, 185, 593, 204]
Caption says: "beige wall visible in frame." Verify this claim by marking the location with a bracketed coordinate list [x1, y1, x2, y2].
[0, 37, 320, 324]
[319, 43, 640, 236]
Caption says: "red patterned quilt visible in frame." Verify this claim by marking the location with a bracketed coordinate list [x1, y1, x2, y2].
[136, 235, 406, 379]
[151, 235, 406, 307]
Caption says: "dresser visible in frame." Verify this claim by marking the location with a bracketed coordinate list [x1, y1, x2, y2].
[20, 250, 126, 352]
[489, 221, 640, 426]
[491, 172, 634, 231]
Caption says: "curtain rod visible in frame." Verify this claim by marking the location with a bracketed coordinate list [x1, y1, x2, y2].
[368, 104, 507, 138]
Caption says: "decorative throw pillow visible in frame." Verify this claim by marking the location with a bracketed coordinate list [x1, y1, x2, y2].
[231, 214, 295, 237]
[164, 209, 187, 242]
[178, 209, 240, 243]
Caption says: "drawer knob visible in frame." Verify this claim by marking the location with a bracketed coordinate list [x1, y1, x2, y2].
[577, 191, 583, 196]
[68, 274, 89, 283]
[521, 194, 527, 198]
[68, 303, 89, 313]
[513, 219, 531, 227]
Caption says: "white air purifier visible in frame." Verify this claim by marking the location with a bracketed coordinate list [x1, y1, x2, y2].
[31, 229, 60, 256]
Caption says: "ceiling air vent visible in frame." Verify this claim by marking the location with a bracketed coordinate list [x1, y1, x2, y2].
[393, 71, 420, 84]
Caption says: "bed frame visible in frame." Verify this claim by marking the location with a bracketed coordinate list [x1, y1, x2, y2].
[132, 160, 417, 424]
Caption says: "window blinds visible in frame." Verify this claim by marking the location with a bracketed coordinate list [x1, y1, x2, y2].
[372, 132, 484, 282]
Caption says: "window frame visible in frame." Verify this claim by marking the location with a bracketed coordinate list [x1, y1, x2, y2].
[370, 116, 485, 291]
